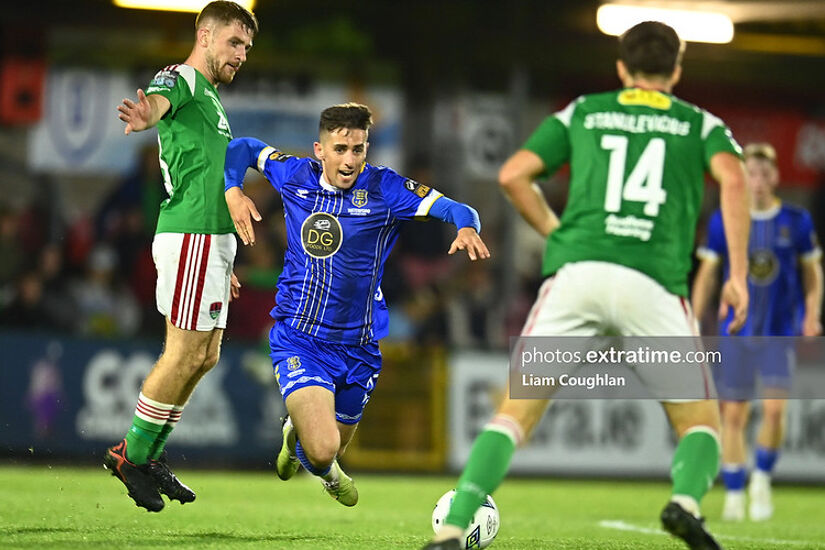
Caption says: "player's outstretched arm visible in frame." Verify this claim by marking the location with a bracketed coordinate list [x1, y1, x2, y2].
[499, 150, 560, 238]
[427, 197, 490, 261]
[711, 151, 750, 333]
[224, 137, 268, 246]
[117, 89, 170, 135]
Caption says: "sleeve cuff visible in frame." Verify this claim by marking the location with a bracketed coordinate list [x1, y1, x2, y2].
[257, 146, 276, 173]
[415, 190, 444, 217]
[696, 247, 720, 261]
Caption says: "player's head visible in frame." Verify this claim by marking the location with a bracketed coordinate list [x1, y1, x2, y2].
[617, 21, 684, 91]
[743, 142, 779, 206]
[195, 1, 258, 86]
[314, 103, 373, 190]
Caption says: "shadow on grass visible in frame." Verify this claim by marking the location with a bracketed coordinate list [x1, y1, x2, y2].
[1, 527, 82, 535]
[0, 527, 331, 548]
[168, 531, 322, 543]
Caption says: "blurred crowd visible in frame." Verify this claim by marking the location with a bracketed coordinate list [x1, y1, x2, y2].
[0, 144, 544, 349]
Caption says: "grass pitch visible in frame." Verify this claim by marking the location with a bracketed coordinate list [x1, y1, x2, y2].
[1, 465, 823, 549]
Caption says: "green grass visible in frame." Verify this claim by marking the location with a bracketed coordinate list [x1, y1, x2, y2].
[0, 465, 824, 549]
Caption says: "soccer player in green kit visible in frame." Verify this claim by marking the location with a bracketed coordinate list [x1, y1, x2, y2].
[424, 22, 750, 550]
[104, 1, 258, 512]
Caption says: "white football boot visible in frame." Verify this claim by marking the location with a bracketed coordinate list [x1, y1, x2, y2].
[721, 490, 745, 521]
[748, 470, 774, 521]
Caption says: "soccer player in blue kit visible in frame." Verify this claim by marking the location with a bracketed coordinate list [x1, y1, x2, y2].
[692, 142, 823, 521]
[223, 103, 490, 505]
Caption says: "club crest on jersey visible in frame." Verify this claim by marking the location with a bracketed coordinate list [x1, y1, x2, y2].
[749, 249, 779, 286]
[209, 302, 222, 320]
[351, 189, 369, 208]
[286, 356, 301, 370]
[301, 212, 343, 258]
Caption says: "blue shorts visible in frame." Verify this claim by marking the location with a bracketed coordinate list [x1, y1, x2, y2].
[714, 338, 794, 401]
[269, 321, 382, 425]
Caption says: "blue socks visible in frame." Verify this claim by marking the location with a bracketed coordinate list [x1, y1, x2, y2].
[720, 464, 746, 491]
[295, 439, 331, 477]
[754, 446, 779, 473]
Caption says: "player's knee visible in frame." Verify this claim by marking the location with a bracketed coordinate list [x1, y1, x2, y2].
[722, 405, 749, 430]
[761, 405, 785, 427]
[202, 348, 220, 371]
[303, 438, 339, 467]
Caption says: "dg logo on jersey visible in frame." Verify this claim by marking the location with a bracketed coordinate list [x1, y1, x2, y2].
[301, 212, 343, 258]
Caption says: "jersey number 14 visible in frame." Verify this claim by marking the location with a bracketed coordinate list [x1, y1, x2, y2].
[601, 135, 667, 217]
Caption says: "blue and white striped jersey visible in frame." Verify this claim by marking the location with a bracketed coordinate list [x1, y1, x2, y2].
[699, 202, 821, 336]
[249, 145, 447, 345]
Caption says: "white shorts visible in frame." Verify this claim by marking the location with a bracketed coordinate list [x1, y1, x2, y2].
[521, 261, 714, 401]
[152, 232, 237, 331]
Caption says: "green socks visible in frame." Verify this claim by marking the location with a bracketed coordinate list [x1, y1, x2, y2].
[123, 393, 174, 465]
[149, 405, 183, 460]
[445, 428, 516, 529]
[671, 427, 721, 503]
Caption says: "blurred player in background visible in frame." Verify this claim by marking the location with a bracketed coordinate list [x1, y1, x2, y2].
[425, 21, 750, 550]
[104, 1, 258, 512]
[692, 142, 823, 521]
[224, 103, 490, 506]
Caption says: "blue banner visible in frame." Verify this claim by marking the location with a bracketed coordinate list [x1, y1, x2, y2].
[0, 331, 285, 465]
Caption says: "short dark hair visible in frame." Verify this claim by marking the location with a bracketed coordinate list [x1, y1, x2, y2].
[196, 1, 258, 36]
[743, 142, 777, 165]
[619, 21, 684, 78]
[319, 103, 373, 134]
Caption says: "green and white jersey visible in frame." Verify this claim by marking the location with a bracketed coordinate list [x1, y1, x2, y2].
[524, 88, 741, 296]
[146, 64, 234, 235]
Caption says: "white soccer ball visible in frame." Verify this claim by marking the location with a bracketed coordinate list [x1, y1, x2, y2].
[431, 489, 499, 549]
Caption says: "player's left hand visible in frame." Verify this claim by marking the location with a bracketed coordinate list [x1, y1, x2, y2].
[230, 272, 241, 301]
[802, 314, 822, 337]
[449, 227, 491, 261]
[225, 186, 262, 245]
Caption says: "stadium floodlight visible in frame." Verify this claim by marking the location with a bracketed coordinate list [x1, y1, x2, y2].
[597, 3, 734, 44]
[112, 0, 255, 13]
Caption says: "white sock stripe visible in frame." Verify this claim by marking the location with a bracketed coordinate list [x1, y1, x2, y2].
[484, 424, 518, 446]
[485, 414, 525, 446]
[134, 409, 170, 425]
[137, 401, 173, 416]
[138, 393, 174, 412]
[683, 425, 721, 447]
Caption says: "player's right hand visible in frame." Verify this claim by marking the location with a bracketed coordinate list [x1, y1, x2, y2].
[449, 227, 491, 261]
[719, 278, 748, 333]
[225, 187, 262, 245]
[117, 89, 152, 135]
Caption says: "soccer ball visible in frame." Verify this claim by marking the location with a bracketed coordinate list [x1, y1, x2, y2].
[431, 489, 499, 549]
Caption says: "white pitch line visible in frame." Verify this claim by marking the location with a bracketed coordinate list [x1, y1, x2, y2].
[598, 520, 812, 547]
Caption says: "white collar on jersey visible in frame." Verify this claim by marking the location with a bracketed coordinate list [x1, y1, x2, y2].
[750, 201, 781, 221]
[318, 173, 341, 193]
